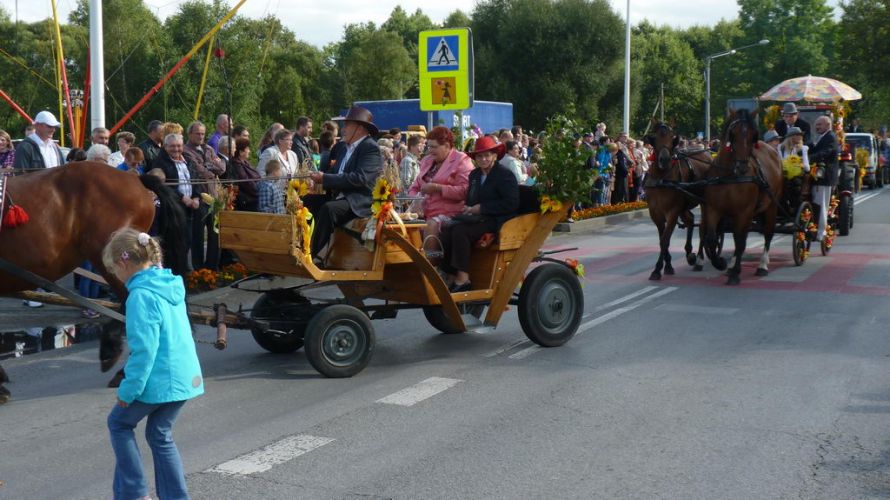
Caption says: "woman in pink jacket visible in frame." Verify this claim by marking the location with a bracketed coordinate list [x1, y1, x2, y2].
[408, 126, 474, 238]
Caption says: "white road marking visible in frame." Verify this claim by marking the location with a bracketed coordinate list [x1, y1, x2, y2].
[207, 434, 335, 476]
[654, 304, 738, 315]
[855, 190, 881, 205]
[508, 344, 541, 360]
[376, 377, 462, 407]
[578, 287, 678, 335]
[484, 338, 531, 358]
[593, 286, 659, 311]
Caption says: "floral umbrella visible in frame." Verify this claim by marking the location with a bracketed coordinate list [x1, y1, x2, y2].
[759, 75, 862, 102]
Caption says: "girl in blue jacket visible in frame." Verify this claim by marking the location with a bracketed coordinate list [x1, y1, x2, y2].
[102, 228, 204, 500]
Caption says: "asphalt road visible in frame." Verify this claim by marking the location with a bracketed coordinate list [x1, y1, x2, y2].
[2, 188, 890, 499]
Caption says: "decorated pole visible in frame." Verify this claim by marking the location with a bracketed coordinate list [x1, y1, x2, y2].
[109, 0, 247, 135]
[0, 89, 33, 123]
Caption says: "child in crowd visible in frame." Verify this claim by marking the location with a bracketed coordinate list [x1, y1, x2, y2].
[102, 228, 203, 500]
[117, 147, 145, 175]
[257, 159, 285, 214]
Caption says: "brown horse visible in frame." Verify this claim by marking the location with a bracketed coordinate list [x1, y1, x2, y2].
[0, 162, 186, 400]
[702, 109, 784, 285]
[643, 121, 713, 280]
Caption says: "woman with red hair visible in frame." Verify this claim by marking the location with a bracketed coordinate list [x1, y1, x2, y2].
[407, 126, 474, 238]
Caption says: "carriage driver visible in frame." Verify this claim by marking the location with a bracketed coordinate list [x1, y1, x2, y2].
[307, 106, 383, 266]
[807, 115, 840, 241]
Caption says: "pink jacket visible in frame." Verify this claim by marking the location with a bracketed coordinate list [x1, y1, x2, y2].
[408, 148, 474, 219]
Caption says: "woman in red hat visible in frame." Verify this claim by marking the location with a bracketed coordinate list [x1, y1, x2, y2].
[439, 135, 519, 292]
[407, 126, 474, 238]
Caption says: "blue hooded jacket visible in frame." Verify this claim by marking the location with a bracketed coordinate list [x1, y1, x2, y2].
[118, 267, 204, 404]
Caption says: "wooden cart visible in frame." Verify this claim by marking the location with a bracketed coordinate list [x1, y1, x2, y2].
[218, 205, 582, 378]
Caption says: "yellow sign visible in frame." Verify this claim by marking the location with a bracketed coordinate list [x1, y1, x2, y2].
[418, 28, 473, 111]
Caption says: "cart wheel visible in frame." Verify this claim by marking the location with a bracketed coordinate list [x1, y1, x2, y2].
[518, 263, 583, 347]
[838, 194, 852, 236]
[423, 306, 465, 334]
[250, 291, 314, 353]
[304, 305, 374, 378]
[792, 202, 812, 267]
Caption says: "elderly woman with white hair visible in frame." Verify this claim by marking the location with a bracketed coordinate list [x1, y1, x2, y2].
[86, 144, 113, 164]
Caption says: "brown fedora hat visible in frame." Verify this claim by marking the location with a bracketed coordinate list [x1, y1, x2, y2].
[343, 106, 379, 136]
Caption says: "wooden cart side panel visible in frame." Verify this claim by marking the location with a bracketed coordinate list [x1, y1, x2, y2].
[483, 210, 565, 326]
[233, 251, 312, 278]
[496, 213, 540, 251]
[220, 211, 293, 255]
[381, 227, 465, 332]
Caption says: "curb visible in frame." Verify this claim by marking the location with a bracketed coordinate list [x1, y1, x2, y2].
[552, 208, 649, 233]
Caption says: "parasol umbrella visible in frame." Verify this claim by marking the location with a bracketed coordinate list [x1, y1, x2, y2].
[759, 75, 862, 102]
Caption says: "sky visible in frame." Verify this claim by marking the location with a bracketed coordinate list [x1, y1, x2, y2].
[6, 0, 842, 48]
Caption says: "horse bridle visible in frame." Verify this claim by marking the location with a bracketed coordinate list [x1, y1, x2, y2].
[721, 118, 757, 176]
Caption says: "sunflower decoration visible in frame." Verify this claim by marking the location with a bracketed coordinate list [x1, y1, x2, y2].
[200, 185, 238, 234]
[539, 195, 563, 214]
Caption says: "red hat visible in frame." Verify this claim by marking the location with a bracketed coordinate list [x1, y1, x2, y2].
[467, 136, 506, 160]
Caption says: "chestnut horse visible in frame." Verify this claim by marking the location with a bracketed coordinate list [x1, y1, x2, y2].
[643, 121, 713, 280]
[0, 161, 186, 401]
[702, 109, 783, 285]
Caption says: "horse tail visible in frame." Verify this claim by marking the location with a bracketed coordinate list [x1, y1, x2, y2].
[139, 174, 190, 276]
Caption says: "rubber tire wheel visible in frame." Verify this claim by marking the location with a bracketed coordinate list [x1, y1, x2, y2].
[838, 194, 852, 236]
[304, 304, 374, 378]
[250, 292, 309, 353]
[792, 202, 810, 267]
[518, 263, 583, 347]
[423, 306, 465, 334]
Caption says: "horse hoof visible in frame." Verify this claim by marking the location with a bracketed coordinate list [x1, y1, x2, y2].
[693, 265, 703, 272]
[686, 254, 697, 266]
[107, 369, 125, 388]
[0, 386, 10, 405]
[726, 275, 741, 286]
[754, 268, 769, 277]
[649, 271, 662, 281]
[713, 258, 727, 271]
[664, 267, 675, 275]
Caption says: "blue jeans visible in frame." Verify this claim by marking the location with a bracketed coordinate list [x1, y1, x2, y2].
[78, 260, 100, 299]
[108, 400, 189, 500]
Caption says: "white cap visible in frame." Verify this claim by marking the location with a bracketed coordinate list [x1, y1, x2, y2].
[33, 111, 61, 127]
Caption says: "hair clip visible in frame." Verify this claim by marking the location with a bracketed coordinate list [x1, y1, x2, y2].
[137, 232, 151, 246]
[121, 250, 130, 261]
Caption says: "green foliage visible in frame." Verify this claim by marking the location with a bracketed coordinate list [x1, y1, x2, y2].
[536, 114, 593, 203]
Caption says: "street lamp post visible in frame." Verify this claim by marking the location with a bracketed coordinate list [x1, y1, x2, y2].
[704, 39, 769, 143]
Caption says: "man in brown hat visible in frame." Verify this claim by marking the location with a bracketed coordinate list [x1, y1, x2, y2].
[773, 102, 811, 143]
[308, 106, 383, 264]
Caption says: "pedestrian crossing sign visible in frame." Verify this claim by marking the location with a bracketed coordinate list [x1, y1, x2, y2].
[427, 36, 459, 71]
[418, 28, 473, 111]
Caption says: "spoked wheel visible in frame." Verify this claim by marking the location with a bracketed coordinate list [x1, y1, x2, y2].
[518, 263, 583, 347]
[304, 305, 374, 378]
[793, 202, 813, 266]
[250, 291, 320, 353]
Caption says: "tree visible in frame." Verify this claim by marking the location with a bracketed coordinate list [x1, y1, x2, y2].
[631, 23, 703, 136]
[471, 0, 625, 130]
[836, 0, 890, 127]
[443, 10, 472, 28]
[332, 22, 415, 104]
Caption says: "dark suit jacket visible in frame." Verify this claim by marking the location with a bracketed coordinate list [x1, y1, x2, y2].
[323, 135, 382, 217]
[774, 118, 812, 143]
[808, 131, 840, 186]
[138, 139, 162, 171]
[465, 163, 520, 232]
[155, 149, 206, 198]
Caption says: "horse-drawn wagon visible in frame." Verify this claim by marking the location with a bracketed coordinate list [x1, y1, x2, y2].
[217, 190, 583, 378]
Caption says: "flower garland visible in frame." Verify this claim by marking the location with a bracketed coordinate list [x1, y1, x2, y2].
[286, 179, 313, 260]
[564, 258, 585, 279]
[364, 177, 399, 245]
[568, 201, 647, 222]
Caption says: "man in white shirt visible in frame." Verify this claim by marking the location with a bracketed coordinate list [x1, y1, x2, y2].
[13, 111, 64, 169]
